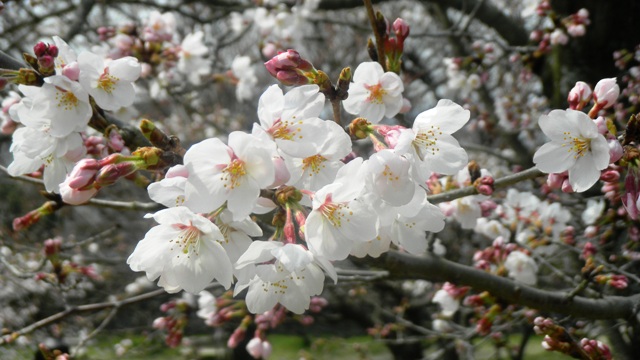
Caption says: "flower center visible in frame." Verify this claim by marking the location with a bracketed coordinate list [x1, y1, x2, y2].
[302, 155, 326, 175]
[412, 125, 443, 160]
[365, 83, 387, 104]
[562, 132, 591, 158]
[98, 69, 119, 94]
[55, 87, 79, 111]
[381, 165, 400, 182]
[318, 195, 352, 228]
[269, 118, 303, 141]
[171, 222, 202, 257]
[221, 159, 247, 190]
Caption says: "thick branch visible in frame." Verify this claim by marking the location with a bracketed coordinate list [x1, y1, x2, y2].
[370, 251, 640, 320]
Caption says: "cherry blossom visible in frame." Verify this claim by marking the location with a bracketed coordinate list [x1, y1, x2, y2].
[183, 131, 276, 220]
[234, 241, 336, 314]
[78, 51, 141, 111]
[342, 62, 404, 123]
[127, 207, 234, 293]
[395, 99, 470, 182]
[253, 84, 327, 158]
[533, 109, 609, 192]
[304, 159, 379, 260]
[504, 251, 538, 285]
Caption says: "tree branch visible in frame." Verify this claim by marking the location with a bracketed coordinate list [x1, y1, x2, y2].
[368, 251, 640, 320]
[428, 167, 544, 204]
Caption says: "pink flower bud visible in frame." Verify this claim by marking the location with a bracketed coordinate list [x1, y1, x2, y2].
[376, 125, 405, 149]
[546, 173, 566, 189]
[34, 42, 48, 57]
[107, 128, 126, 152]
[622, 170, 640, 220]
[549, 29, 569, 45]
[44, 237, 62, 257]
[262, 43, 277, 59]
[392, 18, 410, 40]
[227, 327, 246, 349]
[567, 81, 592, 110]
[67, 159, 101, 189]
[264, 50, 316, 86]
[47, 44, 59, 57]
[608, 139, 623, 163]
[582, 242, 597, 259]
[599, 169, 620, 182]
[561, 179, 574, 193]
[593, 78, 620, 108]
[246, 338, 263, 359]
[38, 55, 55, 69]
[567, 24, 586, 37]
[262, 341, 272, 359]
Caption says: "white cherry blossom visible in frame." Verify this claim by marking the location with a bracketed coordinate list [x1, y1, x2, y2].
[78, 51, 141, 111]
[254, 84, 327, 158]
[342, 61, 404, 123]
[395, 99, 470, 181]
[533, 109, 609, 192]
[304, 159, 378, 260]
[234, 241, 336, 314]
[8, 127, 84, 192]
[504, 251, 538, 285]
[184, 131, 276, 220]
[127, 207, 234, 293]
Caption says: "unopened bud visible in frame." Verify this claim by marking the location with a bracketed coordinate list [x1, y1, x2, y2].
[393, 18, 410, 40]
[593, 78, 620, 109]
[33, 42, 48, 57]
[567, 81, 592, 110]
[349, 118, 372, 139]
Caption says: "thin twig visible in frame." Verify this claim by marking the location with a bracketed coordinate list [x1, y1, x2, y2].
[428, 167, 544, 204]
[363, 0, 386, 71]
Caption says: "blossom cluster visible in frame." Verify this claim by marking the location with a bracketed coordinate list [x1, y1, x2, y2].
[126, 72, 472, 314]
[6, 37, 141, 193]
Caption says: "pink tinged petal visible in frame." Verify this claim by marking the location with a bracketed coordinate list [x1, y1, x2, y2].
[533, 142, 576, 173]
[568, 155, 601, 192]
[414, 99, 470, 134]
[353, 62, 383, 84]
